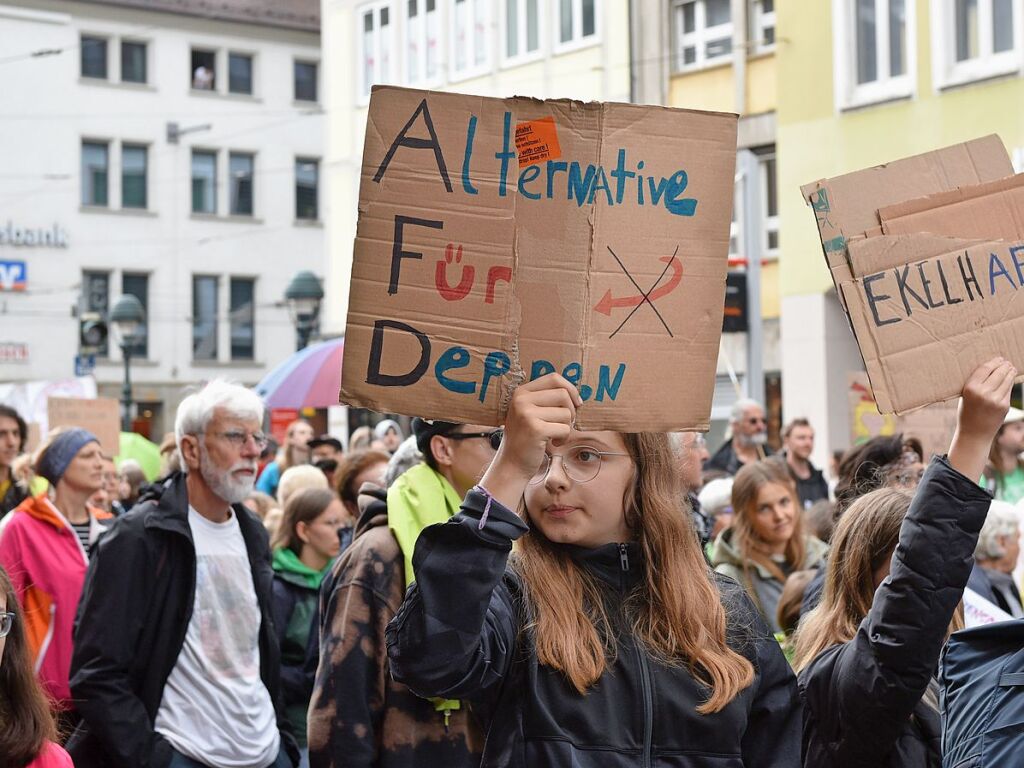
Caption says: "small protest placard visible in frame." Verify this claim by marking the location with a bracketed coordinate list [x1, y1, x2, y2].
[802, 136, 1024, 414]
[340, 87, 738, 431]
[46, 396, 120, 456]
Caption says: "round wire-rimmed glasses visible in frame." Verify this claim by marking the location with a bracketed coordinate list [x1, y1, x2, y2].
[529, 446, 630, 485]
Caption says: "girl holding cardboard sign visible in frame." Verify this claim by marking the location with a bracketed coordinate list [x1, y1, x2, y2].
[793, 357, 1013, 768]
[386, 373, 801, 767]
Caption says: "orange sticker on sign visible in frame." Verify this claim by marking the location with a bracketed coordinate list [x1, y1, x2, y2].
[515, 117, 562, 166]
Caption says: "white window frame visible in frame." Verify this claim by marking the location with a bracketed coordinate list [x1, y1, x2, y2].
[759, 151, 779, 260]
[405, 0, 442, 87]
[832, 0, 916, 110]
[357, 1, 395, 105]
[930, 0, 1023, 90]
[80, 33, 110, 80]
[750, 0, 776, 53]
[553, 0, 601, 54]
[450, 0, 492, 80]
[672, 0, 734, 73]
[119, 38, 150, 85]
[1015, 146, 1024, 173]
[501, 0, 543, 66]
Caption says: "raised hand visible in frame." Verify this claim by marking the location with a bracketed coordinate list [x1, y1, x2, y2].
[948, 357, 1016, 481]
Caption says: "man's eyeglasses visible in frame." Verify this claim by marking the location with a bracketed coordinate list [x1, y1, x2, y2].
[212, 431, 269, 451]
[0, 611, 14, 638]
[746, 417, 767, 426]
[529, 446, 630, 485]
[446, 429, 503, 451]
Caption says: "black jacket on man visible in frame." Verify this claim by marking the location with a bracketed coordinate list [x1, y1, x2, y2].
[798, 457, 992, 768]
[386, 490, 801, 768]
[704, 440, 772, 476]
[66, 472, 298, 768]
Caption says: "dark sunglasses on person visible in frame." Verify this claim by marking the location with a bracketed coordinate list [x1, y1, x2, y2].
[447, 429, 504, 451]
[0, 611, 14, 638]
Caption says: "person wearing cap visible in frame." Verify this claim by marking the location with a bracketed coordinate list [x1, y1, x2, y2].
[0, 427, 112, 727]
[307, 418, 498, 768]
[309, 435, 345, 488]
[982, 406, 1024, 503]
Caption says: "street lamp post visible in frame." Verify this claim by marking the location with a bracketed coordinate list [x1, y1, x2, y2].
[285, 270, 324, 351]
[109, 294, 146, 432]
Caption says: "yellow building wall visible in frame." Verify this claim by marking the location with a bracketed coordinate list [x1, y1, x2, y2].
[669, 62, 736, 113]
[746, 54, 776, 115]
[777, 0, 1024, 298]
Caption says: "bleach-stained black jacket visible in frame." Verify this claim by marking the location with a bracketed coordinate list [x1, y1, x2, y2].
[798, 456, 992, 768]
[386, 489, 801, 768]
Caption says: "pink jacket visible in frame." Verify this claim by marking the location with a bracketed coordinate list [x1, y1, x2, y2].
[0, 494, 111, 707]
[27, 741, 74, 768]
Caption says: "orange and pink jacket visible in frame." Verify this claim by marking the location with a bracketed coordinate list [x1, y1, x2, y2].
[0, 494, 111, 708]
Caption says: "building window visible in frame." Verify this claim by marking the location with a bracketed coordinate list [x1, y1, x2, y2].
[122, 144, 147, 209]
[228, 53, 253, 94]
[504, 0, 541, 61]
[759, 150, 779, 255]
[557, 0, 598, 48]
[835, 0, 914, 108]
[229, 152, 254, 216]
[672, 0, 733, 71]
[405, 0, 440, 84]
[83, 271, 110, 356]
[359, 4, 394, 100]
[296, 158, 319, 220]
[81, 36, 107, 79]
[230, 278, 255, 360]
[934, 0, 1019, 87]
[192, 275, 219, 361]
[750, 0, 775, 50]
[121, 41, 147, 83]
[191, 150, 217, 214]
[81, 141, 109, 207]
[191, 48, 216, 90]
[452, 0, 490, 76]
[121, 273, 149, 358]
[294, 60, 318, 101]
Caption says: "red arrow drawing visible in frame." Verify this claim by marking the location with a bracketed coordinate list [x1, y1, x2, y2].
[594, 255, 683, 316]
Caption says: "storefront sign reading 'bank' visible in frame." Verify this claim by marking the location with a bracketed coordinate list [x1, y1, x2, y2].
[0, 222, 69, 248]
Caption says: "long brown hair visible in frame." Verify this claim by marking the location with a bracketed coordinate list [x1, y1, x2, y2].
[513, 432, 754, 714]
[0, 565, 57, 766]
[986, 423, 1024, 496]
[271, 487, 337, 554]
[792, 487, 964, 672]
[730, 460, 807, 583]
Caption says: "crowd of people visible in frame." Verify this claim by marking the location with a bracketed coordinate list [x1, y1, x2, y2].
[0, 362, 1022, 767]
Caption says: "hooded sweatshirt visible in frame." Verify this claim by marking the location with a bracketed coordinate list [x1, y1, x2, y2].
[0, 494, 111, 707]
[272, 546, 331, 747]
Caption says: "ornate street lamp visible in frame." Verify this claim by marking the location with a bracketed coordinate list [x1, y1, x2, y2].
[285, 270, 324, 351]
[109, 294, 145, 432]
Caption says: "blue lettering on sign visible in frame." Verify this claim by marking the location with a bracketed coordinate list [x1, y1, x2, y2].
[0, 260, 27, 291]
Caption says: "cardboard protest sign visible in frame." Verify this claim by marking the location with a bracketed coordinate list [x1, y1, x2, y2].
[46, 396, 120, 456]
[340, 86, 738, 431]
[800, 135, 1012, 309]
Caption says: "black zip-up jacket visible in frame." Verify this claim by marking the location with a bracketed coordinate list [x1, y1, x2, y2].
[385, 489, 801, 768]
[798, 456, 992, 768]
[66, 473, 299, 768]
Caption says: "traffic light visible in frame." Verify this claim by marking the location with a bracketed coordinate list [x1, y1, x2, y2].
[79, 312, 108, 352]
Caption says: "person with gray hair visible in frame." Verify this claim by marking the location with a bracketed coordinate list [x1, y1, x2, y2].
[704, 398, 773, 476]
[967, 500, 1023, 618]
[68, 380, 300, 768]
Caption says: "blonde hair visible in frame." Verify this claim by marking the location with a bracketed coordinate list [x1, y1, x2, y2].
[514, 432, 754, 714]
[276, 464, 328, 507]
[730, 460, 807, 583]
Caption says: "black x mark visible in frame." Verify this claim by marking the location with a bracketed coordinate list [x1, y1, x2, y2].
[607, 245, 678, 339]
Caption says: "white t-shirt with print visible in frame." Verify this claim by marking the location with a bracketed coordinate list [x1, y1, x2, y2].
[155, 506, 280, 768]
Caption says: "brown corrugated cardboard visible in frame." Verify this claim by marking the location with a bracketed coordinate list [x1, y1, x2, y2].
[800, 135, 1012, 307]
[879, 173, 1024, 239]
[842, 236, 1024, 413]
[339, 86, 738, 431]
